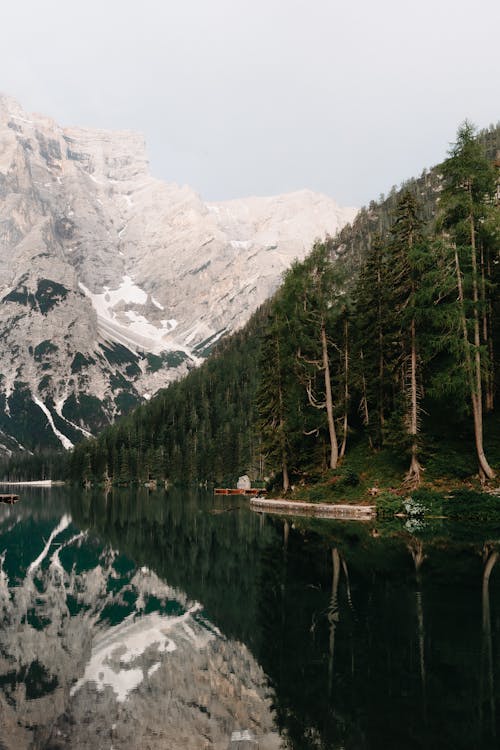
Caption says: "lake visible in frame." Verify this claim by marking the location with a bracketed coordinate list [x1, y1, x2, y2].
[0, 487, 499, 749]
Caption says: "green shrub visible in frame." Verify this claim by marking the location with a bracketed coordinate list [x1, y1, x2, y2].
[376, 492, 404, 518]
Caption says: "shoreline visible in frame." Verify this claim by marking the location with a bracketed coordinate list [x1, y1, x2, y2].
[250, 496, 376, 520]
[0, 480, 65, 487]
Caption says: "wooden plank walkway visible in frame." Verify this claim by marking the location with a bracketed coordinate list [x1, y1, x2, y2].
[250, 497, 376, 520]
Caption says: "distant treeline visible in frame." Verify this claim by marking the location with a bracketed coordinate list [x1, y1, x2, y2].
[2, 122, 499, 487]
[69, 308, 268, 486]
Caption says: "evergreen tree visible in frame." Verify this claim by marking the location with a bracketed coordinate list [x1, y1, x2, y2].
[118, 445, 131, 484]
[387, 190, 427, 485]
[338, 305, 350, 460]
[439, 121, 498, 480]
[283, 242, 348, 470]
[256, 307, 292, 491]
[352, 233, 392, 447]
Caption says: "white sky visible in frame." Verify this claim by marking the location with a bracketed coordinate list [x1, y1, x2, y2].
[0, 0, 498, 207]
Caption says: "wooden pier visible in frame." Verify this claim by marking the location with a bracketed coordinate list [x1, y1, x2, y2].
[250, 496, 375, 520]
[0, 494, 20, 505]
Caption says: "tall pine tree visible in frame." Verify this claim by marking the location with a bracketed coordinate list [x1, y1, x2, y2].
[439, 122, 498, 480]
[387, 190, 427, 485]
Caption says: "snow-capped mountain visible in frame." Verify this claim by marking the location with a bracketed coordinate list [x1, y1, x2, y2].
[0, 94, 357, 453]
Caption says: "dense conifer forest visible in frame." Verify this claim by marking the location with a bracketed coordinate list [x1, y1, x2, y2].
[2, 122, 499, 492]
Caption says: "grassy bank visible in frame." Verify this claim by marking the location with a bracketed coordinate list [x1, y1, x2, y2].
[272, 432, 500, 522]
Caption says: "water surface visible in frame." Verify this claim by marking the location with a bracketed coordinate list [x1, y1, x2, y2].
[0, 487, 499, 749]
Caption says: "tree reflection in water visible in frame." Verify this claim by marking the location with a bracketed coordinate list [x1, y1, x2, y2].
[480, 544, 498, 744]
[2, 488, 500, 749]
[256, 516, 500, 750]
[408, 536, 427, 723]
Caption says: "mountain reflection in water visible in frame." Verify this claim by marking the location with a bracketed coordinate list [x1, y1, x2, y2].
[0, 489, 278, 749]
[1, 487, 500, 749]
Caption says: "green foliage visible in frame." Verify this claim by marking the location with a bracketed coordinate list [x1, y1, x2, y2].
[2, 277, 36, 308]
[70, 352, 95, 373]
[376, 491, 404, 517]
[162, 350, 189, 368]
[33, 340, 58, 361]
[0, 382, 61, 451]
[114, 390, 141, 414]
[38, 375, 51, 391]
[35, 279, 69, 314]
[99, 342, 140, 367]
[125, 362, 141, 378]
[146, 353, 163, 372]
[145, 351, 190, 371]
[1, 275, 70, 315]
[305, 484, 333, 503]
[338, 467, 360, 487]
[62, 393, 108, 432]
[442, 489, 500, 520]
[0, 448, 69, 481]
[424, 436, 477, 479]
[192, 329, 228, 356]
[400, 487, 446, 519]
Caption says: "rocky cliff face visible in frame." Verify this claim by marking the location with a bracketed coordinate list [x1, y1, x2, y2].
[0, 94, 357, 453]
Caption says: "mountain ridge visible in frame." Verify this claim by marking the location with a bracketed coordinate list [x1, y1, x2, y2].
[0, 94, 357, 454]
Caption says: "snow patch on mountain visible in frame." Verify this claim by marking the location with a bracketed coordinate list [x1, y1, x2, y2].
[0, 93, 357, 452]
[78, 276, 147, 315]
[78, 278, 193, 357]
[54, 397, 93, 438]
[32, 396, 74, 450]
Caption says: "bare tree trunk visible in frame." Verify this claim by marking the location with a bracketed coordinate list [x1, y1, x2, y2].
[487, 315, 495, 411]
[283, 519, 290, 550]
[406, 315, 422, 485]
[339, 316, 349, 460]
[454, 245, 495, 480]
[277, 335, 290, 492]
[321, 321, 338, 470]
[480, 549, 498, 738]
[408, 539, 427, 722]
[359, 348, 374, 450]
[469, 188, 495, 477]
[377, 263, 385, 440]
[328, 548, 341, 697]
[282, 456, 289, 493]
[487, 294, 495, 413]
[480, 243, 495, 411]
[404, 222, 421, 486]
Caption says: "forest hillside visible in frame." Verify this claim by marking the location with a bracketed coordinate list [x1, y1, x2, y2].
[3, 122, 500, 497]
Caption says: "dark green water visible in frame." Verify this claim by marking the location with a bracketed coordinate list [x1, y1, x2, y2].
[1, 487, 499, 749]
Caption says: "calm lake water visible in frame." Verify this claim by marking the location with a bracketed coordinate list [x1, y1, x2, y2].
[1, 487, 499, 749]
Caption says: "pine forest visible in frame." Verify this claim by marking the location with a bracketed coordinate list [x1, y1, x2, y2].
[3, 122, 500, 502]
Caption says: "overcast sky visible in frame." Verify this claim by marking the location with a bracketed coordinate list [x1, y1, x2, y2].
[0, 0, 498, 207]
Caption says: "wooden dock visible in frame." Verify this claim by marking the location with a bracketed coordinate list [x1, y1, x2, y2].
[250, 497, 375, 520]
[214, 488, 267, 496]
[0, 494, 20, 505]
